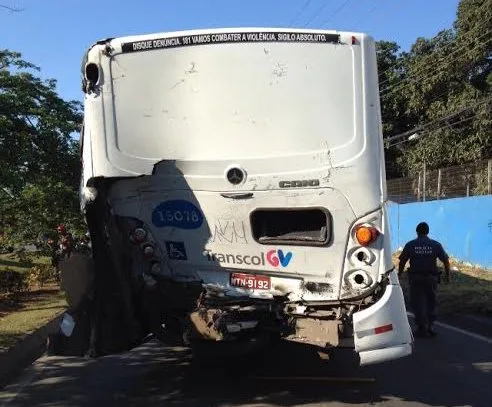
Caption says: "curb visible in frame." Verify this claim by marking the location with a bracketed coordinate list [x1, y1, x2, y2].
[0, 312, 63, 389]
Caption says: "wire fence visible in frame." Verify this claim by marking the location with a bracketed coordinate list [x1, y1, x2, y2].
[387, 159, 492, 203]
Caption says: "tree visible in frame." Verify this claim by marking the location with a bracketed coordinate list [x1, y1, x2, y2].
[377, 41, 410, 135]
[0, 50, 82, 192]
[454, 0, 492, 81]
[0, 50, 84, 244]
[376, 41, 415, 178]
[382, 0, 492, 176]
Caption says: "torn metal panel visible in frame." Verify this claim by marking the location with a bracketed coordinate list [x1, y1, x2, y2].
[301, 281, 334, 295]
[189, 309, 224, 341]
[285, 318, 340, 348]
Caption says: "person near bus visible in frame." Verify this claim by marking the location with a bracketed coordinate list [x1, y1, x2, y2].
[57, 224, 74, 259]
[47, 237, 59, 269]
[398, 222, 451, 337]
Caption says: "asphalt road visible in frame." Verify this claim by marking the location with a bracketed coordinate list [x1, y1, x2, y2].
[1, 318, 491, 407]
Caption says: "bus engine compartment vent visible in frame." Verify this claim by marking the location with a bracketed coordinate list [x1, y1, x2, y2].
[250, 208, 331, 246]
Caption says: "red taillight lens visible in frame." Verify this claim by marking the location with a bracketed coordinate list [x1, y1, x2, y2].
[354, 225, 379, 246]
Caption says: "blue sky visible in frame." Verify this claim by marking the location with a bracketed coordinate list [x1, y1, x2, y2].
[1, 0, 460, 103]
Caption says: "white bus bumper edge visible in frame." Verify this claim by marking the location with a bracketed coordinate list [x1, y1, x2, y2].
[359, 344, 412, 366]
[352, 282, 413, 365]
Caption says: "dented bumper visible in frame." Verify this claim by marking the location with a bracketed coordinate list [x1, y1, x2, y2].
[353, 281, 413, 366]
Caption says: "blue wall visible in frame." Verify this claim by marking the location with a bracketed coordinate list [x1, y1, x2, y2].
[387, 195, 492, 269]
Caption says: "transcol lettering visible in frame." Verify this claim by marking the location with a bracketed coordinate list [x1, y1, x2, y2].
[204, 249, 293, 267]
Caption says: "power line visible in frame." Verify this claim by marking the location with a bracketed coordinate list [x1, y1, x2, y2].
[302, 0, 332, 28]
[411, 79, 480, 110]
[380, 31, 492, 98]
[378, 10, 492, 91]
[380, 26, 492, 92]
[351, 0, 386, 31]
[378, 33, 492, 137]
[0, 5, 23, 12]
[289, 0, 314, 27]
[381, 27, 492, 93]
[383, 67, 486, 114]
[391, 95, 492, 142]
[319, 0, 353, 27]
[384, 95, 492, 144]
[378, 1, 491, 89]
[351, 5, 379, 31]
[387, 115, 478, 149]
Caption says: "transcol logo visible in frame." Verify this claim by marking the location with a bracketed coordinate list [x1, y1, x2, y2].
[266, 249, 292, 267]
[204, 249, 293, 268]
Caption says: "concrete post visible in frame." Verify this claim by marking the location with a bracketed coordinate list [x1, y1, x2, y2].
[488, 159, 491, 195]
[437, 169, 442, 199]
[423, 162, 427, 202]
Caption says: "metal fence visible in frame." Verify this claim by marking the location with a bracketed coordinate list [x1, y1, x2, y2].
[387, 159, 492, 203]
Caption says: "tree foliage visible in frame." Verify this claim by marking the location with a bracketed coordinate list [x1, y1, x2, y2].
[0, 179, 84, 244]
[379, 0, 492, 177]
[0, 0, 490, 245]
[0, 50, 82, 192]
[0, 50, 83, 244]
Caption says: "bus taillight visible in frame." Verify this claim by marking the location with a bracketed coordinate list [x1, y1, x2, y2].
[354, 224, 379, 246]
[142, 244, 155, 258]
[131, 227, 147, 244]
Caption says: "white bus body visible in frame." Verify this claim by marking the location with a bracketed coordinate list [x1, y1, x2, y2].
[74, 28, 412, 366]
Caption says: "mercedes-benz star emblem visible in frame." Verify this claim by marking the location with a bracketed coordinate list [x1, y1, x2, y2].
[226, 167, 245, 185]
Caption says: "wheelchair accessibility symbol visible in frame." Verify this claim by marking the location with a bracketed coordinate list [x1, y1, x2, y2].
[165, 241, 188, 261]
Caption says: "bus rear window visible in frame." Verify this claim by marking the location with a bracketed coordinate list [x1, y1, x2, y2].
[250, 208, 331, 246]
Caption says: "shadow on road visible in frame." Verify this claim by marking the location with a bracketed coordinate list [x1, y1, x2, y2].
[1, 334, 491, 407]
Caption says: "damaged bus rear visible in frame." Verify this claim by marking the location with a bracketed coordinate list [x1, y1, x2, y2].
[64, 28, 412, 366]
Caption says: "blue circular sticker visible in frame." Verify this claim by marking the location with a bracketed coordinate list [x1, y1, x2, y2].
[151, 200, 204, 229]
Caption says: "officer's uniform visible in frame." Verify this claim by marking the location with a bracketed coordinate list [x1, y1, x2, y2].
[399, 235, 449, 331]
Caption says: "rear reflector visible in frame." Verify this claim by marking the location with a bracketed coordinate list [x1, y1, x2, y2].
[356, 323, 394, 339]
[374, 324, 393, 335]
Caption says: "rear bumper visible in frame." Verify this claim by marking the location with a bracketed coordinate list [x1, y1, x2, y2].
[353, 281, 413, 366]
[359, 344, 412, 366]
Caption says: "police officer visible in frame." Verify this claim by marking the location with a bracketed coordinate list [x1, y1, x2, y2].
[398, 222, 451, 337]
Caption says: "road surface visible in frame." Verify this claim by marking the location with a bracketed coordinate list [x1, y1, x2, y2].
[1, 318, 491, 407]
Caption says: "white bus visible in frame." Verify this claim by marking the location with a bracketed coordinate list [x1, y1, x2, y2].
[69, 28, 413, 366]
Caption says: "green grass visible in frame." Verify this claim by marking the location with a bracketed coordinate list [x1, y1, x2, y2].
[393, 253, 492, 316]
[0, 253, 51, 274]
[0, 253, 65, 351]
[0, 286, 66, 350]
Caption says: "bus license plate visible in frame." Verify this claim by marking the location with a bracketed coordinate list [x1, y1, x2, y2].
[230, 273, 270, 290]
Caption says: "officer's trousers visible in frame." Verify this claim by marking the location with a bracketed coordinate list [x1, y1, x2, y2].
[408, 273, 439, 329]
